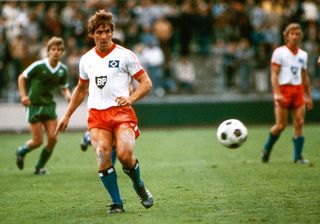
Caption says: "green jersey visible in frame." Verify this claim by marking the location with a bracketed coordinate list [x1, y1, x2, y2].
[23, 58, 69, 105]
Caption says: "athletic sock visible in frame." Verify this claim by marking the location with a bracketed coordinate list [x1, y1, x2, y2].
[35, 147, 52, 170]
[111, 145, 117, 165]
[17, 145, 30, 157]
[263, 132, 280, 153]
[293, 136, 304, 161]
[123, 160, 144, 192]
[99, 166, 123, 205]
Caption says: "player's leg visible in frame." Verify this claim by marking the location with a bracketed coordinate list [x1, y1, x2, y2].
[33, 119, 58, 175]
[291, 105, 308, 164]
[80, 130, 117, 165]
[110, 145, 117, 165]
[115, 125, 153, 209]
[16, 122, 43, 170]
[262, 106, 288, 162]
[90, 128, 124, 213]
[80, 130, 91, 151]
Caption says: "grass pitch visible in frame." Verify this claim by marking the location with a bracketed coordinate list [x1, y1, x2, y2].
[1, 124, 320, 224]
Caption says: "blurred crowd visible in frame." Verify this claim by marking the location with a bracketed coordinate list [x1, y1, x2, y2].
[0, 0, 319, 102]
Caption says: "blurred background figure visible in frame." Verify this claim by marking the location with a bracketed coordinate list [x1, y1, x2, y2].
[223, 39, 238, 91]
[236, 38, 254, 94]
[174, 55, 196, 94]
[139, 37, 165, 97]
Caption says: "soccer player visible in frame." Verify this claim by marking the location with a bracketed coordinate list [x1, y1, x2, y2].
[55, 10, 153, 213]
[261, 23, 313, 164]
[80, 64, 135, 167]
[16, 37, 71, 175]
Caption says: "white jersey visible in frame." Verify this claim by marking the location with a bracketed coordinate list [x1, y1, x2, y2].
[79, 44, 144, 109]
[271, 45, 308, 85]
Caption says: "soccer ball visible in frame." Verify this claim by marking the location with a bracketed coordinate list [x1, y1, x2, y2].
[216, 119, 248, 149]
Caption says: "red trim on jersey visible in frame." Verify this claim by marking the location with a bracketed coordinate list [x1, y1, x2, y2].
[285, 44, 299, 55]
[271, 62, 281, 67]
[133, 69, 145, 79]
[79, 77, 89, 83]
[95, 43, 116, 58]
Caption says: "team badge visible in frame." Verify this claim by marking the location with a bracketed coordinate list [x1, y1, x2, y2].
[108, 60, 119, 68]
[298, 58, 304, 65]
[57, 69, 64, 77]
[96, 76, 107, 89]
[290, 66, 298, 75]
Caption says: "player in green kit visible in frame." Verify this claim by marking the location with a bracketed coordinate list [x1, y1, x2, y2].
[16, 36, 71, 175]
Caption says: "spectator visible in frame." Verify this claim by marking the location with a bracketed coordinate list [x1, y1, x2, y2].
[174, 55, 196, 94]
[211, 38, 226, 93]
[177, 0, 195, 56]
[236, 38, 254, 94]
[193, 0, 213, 55]
[139, 37, 165, 97]
[223, 40, 238, 90]
[43, 5, 62, 37]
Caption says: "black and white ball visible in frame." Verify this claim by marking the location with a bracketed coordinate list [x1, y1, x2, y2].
[216, 119, 248, 149]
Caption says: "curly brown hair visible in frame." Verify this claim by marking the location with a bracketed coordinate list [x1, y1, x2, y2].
[88, 9, 115, 36]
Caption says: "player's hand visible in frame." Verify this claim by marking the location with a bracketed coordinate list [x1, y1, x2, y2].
[65, 94, 71, 103]
[20, 96, 30, 107]
[305, 98, 313, 111]
[273, 93, 284, 103]
[115, 96, 132, 106]
[318, 56, 320, 65]
[55, 117, 70, 135]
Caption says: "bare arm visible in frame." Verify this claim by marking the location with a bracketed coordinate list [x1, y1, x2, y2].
[301, 69, 313, 110]
[116, 72, 152, 106]
[270, 64, 283, 103]
[55, 80, 89, 135]
[17, 74, 30, 106]
[60, 87, 71, 102]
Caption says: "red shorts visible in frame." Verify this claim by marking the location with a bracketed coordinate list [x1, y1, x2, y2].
[274, 85, 305, 109]
[88, 106, 140, 139]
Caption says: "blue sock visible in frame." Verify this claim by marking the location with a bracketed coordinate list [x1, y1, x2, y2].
[123, 160, 144, 192]
[111, 146, 117, 165]
[293, 136, 304, 161]
[263, 132, 280, 153]
[17, 145, 30, 157]
[99, 166, 122, 205]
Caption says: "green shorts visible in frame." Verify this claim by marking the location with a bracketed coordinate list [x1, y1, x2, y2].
[27, 103, 57, 123]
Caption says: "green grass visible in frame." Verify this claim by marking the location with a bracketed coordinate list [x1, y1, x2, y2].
[1, 124, 320, 224]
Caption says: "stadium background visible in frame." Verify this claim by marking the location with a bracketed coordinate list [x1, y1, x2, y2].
[0, 0, 319, 132]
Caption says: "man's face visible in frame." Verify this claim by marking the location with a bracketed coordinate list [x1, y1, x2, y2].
[48, 45, 64, 61]
[93, 24, 113, 52]
[287, 28, 302, 46]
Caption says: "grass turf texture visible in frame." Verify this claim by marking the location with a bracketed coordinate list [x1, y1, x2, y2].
[1, 124, 319, 224]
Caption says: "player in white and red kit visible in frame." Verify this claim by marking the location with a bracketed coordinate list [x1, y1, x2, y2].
[56, 10, 153, 213]
[261, 23, 313, 164]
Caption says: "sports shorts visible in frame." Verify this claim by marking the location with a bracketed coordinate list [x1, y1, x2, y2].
[88, 106, 140, 139]
[27, 103, 57, 123]
[274, 84, 305, 109]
